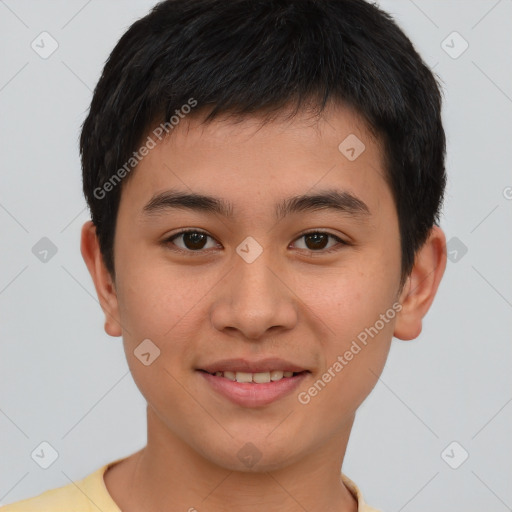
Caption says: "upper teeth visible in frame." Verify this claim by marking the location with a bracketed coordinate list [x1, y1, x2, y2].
[213, 370, 295, 383]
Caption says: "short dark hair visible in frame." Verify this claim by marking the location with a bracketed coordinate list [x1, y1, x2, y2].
[80, 0, 446, 289]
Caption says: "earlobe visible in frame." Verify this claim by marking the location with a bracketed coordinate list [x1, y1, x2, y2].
[80, 221, 123, 337]
[393, 226, 447, 341]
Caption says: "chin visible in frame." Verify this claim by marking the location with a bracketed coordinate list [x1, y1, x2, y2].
[197, 436, 303, 473]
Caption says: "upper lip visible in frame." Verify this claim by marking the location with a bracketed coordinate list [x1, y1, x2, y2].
[198, 358, 309, 374]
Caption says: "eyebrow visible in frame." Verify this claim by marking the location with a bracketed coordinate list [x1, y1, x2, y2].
[142, 188, 370, 222]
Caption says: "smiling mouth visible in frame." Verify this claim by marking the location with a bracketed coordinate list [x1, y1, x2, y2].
[198, 369, 308, 384]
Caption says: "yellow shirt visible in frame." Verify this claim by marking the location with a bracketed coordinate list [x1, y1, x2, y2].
[1, 457, 381, 512]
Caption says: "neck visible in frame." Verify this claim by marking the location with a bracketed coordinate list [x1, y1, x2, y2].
[105, 407, 358, 512]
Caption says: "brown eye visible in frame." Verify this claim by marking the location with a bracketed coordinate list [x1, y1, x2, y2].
[182, 232, 208, 250]
[164, 229, 346, 255]
[165, 230, 218, 252]
[292, 231, 346, 253]
[304, 233, 329, 250]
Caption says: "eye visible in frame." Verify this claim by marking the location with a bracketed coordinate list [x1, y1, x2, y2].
[291, 231, 347, 254]
[163, 229, 348, 254]
[164, 229, 220, 252]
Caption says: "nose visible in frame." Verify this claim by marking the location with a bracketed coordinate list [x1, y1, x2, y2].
[209, 247, 299, 341]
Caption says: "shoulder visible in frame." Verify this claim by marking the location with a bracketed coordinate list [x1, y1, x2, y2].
[0, 481, 90, 512]
[341, 473, 383, 512]
[1, 461, 119, 512]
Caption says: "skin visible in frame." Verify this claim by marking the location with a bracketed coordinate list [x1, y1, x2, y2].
[81, 102, 446, 512]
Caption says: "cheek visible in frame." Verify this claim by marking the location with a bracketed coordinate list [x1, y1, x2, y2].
[294, 255, 399, 406]
[113, 266, 201, 410]
[115, 256, 210, 339]
[298, 304, 395, 419]
[113, 259, 215, 398]
[299, 260, 399, 339]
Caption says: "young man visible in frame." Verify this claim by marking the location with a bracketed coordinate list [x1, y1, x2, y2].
[2, 0, 447, 511]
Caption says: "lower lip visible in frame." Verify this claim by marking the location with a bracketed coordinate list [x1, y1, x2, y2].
[198, 370, 309, 407]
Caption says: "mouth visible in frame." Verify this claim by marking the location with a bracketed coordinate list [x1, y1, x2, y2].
[197, 368, 310, 407]
[198, 369, 308, 383]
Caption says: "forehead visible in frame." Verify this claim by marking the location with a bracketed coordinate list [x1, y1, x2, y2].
[161, 103, 380, 159]
[120, 103, 391, 222]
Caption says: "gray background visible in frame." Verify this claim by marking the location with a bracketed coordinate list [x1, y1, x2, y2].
[1, 0, 511, 510]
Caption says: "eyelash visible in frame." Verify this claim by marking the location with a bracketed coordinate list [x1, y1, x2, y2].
[163, 229, 348, 255]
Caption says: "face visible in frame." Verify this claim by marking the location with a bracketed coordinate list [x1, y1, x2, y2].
[86, 103, 415, 471]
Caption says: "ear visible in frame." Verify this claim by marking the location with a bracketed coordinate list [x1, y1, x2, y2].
[80, 220, 122, 337]
[394, 226, 447, 341]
